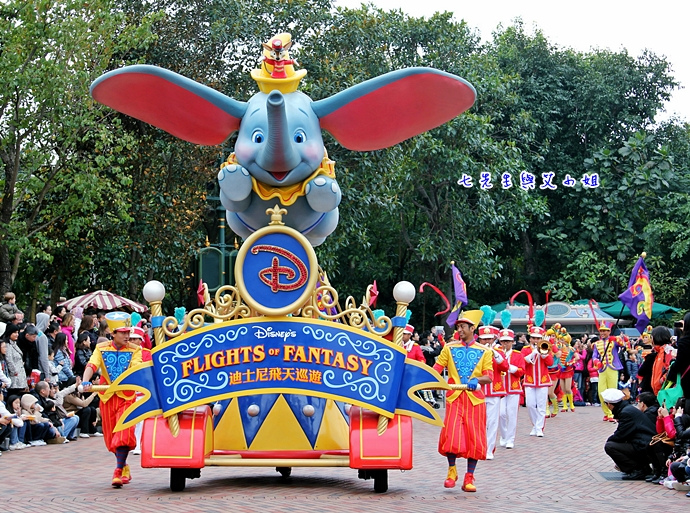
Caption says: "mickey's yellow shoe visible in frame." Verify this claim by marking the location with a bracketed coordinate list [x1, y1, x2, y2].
[111, 468, 123, 488]
[121, 464, 131, 484]
[462, 472, 476, 492]
[444, 465, 458, 488]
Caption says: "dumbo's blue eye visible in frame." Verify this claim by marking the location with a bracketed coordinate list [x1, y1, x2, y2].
[252, 130, 264, 143]
[293, 129, 307, 143]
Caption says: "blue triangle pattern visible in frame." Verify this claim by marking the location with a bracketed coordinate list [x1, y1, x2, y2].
[334, 401, 351, 426]
[212, 398, 233, 429]
[237, 394, 280, 447]
[283, 394, 326, 447]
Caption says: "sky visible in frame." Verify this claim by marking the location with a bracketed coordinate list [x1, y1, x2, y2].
[334, 0, 688, 123]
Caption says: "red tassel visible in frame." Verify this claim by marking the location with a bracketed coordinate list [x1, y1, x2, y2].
[419, 282, 451, 316]
[510, 290, 534, 324]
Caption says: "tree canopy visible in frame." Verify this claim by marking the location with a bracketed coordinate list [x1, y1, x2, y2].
[1, 0, 688, 328]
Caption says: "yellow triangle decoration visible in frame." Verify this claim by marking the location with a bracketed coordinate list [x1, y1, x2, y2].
[314, 400, 349, 451]
[250, 395, 312, 451]
[213, 399, 247, 450]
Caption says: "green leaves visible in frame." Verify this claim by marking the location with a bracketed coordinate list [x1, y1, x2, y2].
[2, 1, 689, 319]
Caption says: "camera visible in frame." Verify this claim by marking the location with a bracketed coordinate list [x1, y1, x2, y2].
[674, 321, 683, 328]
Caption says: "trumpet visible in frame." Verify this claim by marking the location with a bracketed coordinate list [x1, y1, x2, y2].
[539, 340, 551, 355]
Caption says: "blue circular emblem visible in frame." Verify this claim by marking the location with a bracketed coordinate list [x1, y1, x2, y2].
[236, 226, 318, 316]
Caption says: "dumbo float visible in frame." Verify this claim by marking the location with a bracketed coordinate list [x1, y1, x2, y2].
[90, 33, 476, 246]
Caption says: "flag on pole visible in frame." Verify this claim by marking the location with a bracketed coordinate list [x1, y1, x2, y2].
[618, 255, 654, 332]
[446, 264, 468, 326]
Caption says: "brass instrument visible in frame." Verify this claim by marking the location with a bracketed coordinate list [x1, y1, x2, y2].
[539, 340, 551, 355]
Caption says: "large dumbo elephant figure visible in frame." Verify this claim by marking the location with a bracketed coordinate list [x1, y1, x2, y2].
[90, 40, 475, 246]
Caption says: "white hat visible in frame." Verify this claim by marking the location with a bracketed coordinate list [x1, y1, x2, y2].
[403, 324, 414, 335]
[601, 388, 624, 404]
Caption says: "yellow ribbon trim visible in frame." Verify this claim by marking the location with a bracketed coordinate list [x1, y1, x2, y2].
[220, 152, 336, 206]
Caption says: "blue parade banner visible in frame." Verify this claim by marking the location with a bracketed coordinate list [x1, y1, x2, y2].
[110, 318, 448, 431]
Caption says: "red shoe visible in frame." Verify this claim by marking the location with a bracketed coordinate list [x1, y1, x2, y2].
[603, 416, 610, 422]
[444, 465, 458, 488]
[121, 465, 131, 484]
[560, 408, 567, 412]
[112, 468, 123, 488]
[545, 413, 552, 419]
[607, 417, 616, 423]
[461, 472, 476, 492]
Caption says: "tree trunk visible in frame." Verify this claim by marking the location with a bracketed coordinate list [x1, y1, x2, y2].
[521, 230, 540, 302]
[0, 244, 13, 295]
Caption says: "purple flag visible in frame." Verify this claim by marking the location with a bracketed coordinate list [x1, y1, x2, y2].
[618, 256, 654, 332]
[446, 264, 468, 326]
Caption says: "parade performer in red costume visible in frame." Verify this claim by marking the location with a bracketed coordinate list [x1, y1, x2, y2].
[82, 318, 142, 487]
[498, 326, 525, 449]
[479, 324, 508, 460]
[521, 326, 553, 437]
[434, 310, 493, 492]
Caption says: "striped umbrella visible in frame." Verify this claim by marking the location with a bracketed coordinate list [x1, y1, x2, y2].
[58, 290, 147, 313]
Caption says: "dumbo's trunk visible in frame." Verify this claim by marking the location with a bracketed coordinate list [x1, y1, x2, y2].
[256, 91, 300, 173]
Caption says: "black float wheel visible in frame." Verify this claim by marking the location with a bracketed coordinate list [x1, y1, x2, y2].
[373, 469, 388, 493]
[276, 466, 292, 478]
[170, 468, 186, 492]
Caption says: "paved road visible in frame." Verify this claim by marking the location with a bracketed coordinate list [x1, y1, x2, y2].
[1, 405, 687, 512]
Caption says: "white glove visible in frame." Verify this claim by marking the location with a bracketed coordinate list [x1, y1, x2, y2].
[492, 349, 504, 364]
[508, 364, 518, 374]
[524, 352, 536, 364]
[212, 403, 222, 416]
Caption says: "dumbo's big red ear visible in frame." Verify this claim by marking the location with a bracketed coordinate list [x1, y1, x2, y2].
[90, 65, 247, 146]
[312, 68, 476, 151]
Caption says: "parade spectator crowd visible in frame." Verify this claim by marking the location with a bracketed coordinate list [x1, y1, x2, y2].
[0, 293, 152, 458]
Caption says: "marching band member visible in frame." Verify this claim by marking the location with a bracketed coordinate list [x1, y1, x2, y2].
[434, 310, 493, 492]
[479, 325, 508, 460]
[521, 325, 554, 437]
[82, 316, 142, 487]
[558, 332, 580, 412]
[498, 328, 525, 449]
[592, 322, 625, 421]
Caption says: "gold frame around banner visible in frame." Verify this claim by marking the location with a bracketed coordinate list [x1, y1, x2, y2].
[234, 223, 319, 317]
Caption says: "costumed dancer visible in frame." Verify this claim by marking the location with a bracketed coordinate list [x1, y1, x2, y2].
[558, 331, 579, 412]
[545, 325, 562, 418]
[498, 313, 525, 449]
[591, 322, 625, 421]
[82, 314, 142, 487]
[128, 320, 152, 456]
[521, 325, 554, 437]
[478, 308, 508, 460]
[434, 310, 493, 492]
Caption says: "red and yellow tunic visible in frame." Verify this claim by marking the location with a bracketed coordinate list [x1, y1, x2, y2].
[87, 341, 142, 452]
[558, 343, 579, 379]
[483, 348, 510, 397]
[502, 349, 526, 394]
[521, 345, 554, 388]
[433, 340, 493, 460]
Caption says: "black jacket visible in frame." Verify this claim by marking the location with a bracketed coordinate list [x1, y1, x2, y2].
[643, 404, 659, 427]
[637, 351, 656, 394]
[18, 332, 38, 375]
[608, 400, 656, 450]
[671, 335, 690, 399]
